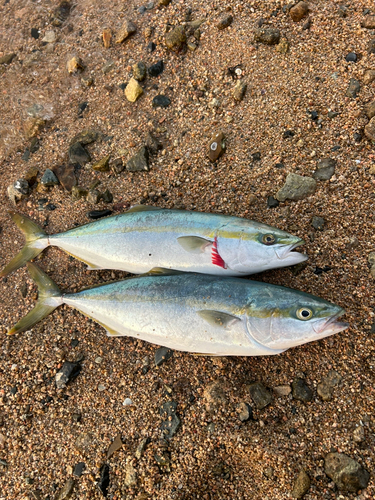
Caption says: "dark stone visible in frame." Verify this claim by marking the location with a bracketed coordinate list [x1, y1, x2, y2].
[30, 137, 40, 153]
[71, 339, 79, 348]
[252, 152, 261, 161]
[148, 60, 164, 77]
[267, 196, 279, 208]
[249, 381, 272, 409]
[331, 145, 340, 151]
[313, 158, 336, 180]
[165, 25, 186, 51]
[55, 361, 82, 389]
[52, 1, 71, 27]
[308, 110, 318, 120]
[52, 164, 77, 192]
[87, 209, 112, 220]
[73, 462, 85, 477]
[69, 142, 91, 166]
[353, 131, 363, 142]
[311, 216, 325, 231]
[100, 189, 113, 203]
[152, 95, 171, 108]
[46, 203, 57, 211]
[41, 169, 59, 187]
[283, 130, 295, 138]
[254, 27, 280, 45]
[55, 479, 75, 500]
[146, 132, 163, 155]
[313, 266, 332, 275]
[97, 464, 110, 497]
[275, 162, 284, 168]
[132, 62, 147, 81]
[346, 78, 360, 98]
[31, 28, 39, 39]
[292, 470, 311, 499]
[14, 179, 30, 195]
[72, 412, 81, 422]
[160, 401, 178, 416]
[368, 39, 375, 54]
[325, 453, 370, 492]
[328, 111, 340, 118]
[22, 148, 30, 161]
[148, 42, 156, 52]
[155, 347, 173, 366]
[217, 15, 233, 30]
[111, 158, 125, 174]
[78, 102, 88, 115]
[126, 146, 150, 172]
[345, 52, 357, 62]
[0, 53, 16, 65]
[291, 378, 313, 403]
[70, 129, 99, 145]
[160, 402, 181, 439]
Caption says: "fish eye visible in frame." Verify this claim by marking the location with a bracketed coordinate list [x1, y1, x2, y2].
[296, 308, 313, 320]
[262, 234, 276, 245]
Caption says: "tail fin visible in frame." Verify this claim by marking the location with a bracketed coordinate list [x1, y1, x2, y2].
[8, 263, 62, 335]
[0, 212, 48, 278]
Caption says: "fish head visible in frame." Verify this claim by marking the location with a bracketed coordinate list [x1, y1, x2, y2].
[217, 222, 307, 273]
[244, 285, 348, 351]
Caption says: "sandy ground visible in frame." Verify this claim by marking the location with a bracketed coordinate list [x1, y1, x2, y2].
[0, 0, 374, 498]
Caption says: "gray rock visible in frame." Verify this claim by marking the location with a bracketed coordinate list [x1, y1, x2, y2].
[74, 432, 93, 456]
[364, 100, 375, 119]
[208, 131, 226, 162]
[98, 464, 110, 497]
[70, 129, 99, 145]
[102, 60, 114, 74]
[291, 470, 310, 498]
[249, 381, 272, 409]
[52, 164, 77, 192]
[132, 61, 147, 81]
[368, 39, 375, 54]
[56, 479, 75, 500]
[364, 116, 375, 141]
[69, 142, 91, 166]
[363, 69, 375, 85]
[92, 155, 110, 172]
[0, 53, 16, 65]
[165, 25, 186, 51]
[160, 402, 181, 439]
[146, 132, 162, 155]
[276, 173, 317, 201]
[217, 15, 233, 30]
[111, 158, 125, 174]
[73, 462, 85, 477]
[203, 380, 227, 411]
[317, 370, 342, 401]
[290, 2, 309, 22]
[233, 81, 247, 101]
[40, 168, 59, 187]
[311, 216, 325, 231]
[313, 158, 336, 180]
[237, 402, 253, 422]
[325, 452, 370, 492]
[126, 146, 149, 172]
[155, 347, 173, 366]
[116, 20, 137, 43]
[8, 179, 29, 204]
[254, 27, 280, 45]
[148, 60, 164, 77]
[101, 189, 113, 203]
[152, 95, 171, 108]
[346, 78, 360, 98]
[273, 384, 291, 396]
[87, 190, 101, 204]
[291, 377, 313, 403]
[56, 361, 81, 389]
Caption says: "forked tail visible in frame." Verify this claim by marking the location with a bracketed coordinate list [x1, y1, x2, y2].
[8, 263, 62, 335]
[0, 212, 48, 277]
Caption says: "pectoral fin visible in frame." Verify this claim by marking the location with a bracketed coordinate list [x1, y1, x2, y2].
[197, 310, 241, 328]
[147, 267, 185, 276]
[177, 236, 212, 254]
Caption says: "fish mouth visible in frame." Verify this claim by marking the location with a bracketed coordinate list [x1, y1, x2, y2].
[275, 240, 308, 263]
[313, 311, 349, 337]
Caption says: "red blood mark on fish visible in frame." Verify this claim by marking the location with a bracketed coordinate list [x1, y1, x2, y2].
[211, 237, 226, 269]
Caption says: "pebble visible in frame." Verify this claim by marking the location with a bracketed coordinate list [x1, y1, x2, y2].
[40, 168, 59, 187]
[361, 15, 375, 29]
[73, 462, 85, 477]
[125, 78, 143, 102]
[254, 27, 280, 45]
[368, 39, 375, 54]
[71, 186, 88, 200]
[52, 164, 77, 192]
[123, 397, 133, 406]
[24, 117, 45, 139]
[353, 425, 365, 443]
[92, 155, 110, 172]
[107, 433, 123, 459]
[345, 52, 357, 62]
[291, 377, 313, 403]
[70, 129, 99, 145]
[311, 216, 325, 231]
[102, 60, 114, 75]
[69, 142, 91, 166]
[146, 132, 162, 155]
[217, 15, 233, 30]
[55, 479, 75, 500]
[160, 402, 181, 439]
[208, 131, 226, 162]
[116, 20, 137, 43]
[276, 38, 289, 53]
[249, 381, 272, 409]
[165, 25, 186, 51]
[111, 157, 125, 174]
[42, 30, 56, 43]
[148, 60, 164, 77]
[132, 62, 147, 81]
[0, 53, 16, 65]
[364, 100, 375, 119]
[237, 402, 253, 422]
[364, 116, 375, 141]
[363, 69, 375, 85]
[147, 41, 156, 52]
[313, 157, 336, 180]
[135, 437, 150, 459]
[291, 470, 311, 499]
[152, 95, 171, 108]
[66, 56, 84, 74]
[276, 173, 317, 201]
[324, 453, 370, 492]
[346, 78, 360, 98]
[124, 463, 137, 487]
[203, 380, 227, 412]
[273, 384, 291, 397]
[289, 2, 309, 22]
[8, 179, 29, 204]
[267, 196, 279, 208]
[233, 81, 247, 101]
[126, 146, 149, 172]
[88, 209, 112, 220]
[155, 346, 173, 366]
[101, 189, 113, 203]
[317, 370, 342, 401]
[51, 1, 71, 27]
[102, 28, 111, 49]
[87, 188, 101, 203]
[98, 464, 110, 497]
[55, 361, 81, 389]
[75, 432, 93, 456]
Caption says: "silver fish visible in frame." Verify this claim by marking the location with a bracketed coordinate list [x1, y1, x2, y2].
[1, 206, 307, 277]
[8, 264, 348, 356]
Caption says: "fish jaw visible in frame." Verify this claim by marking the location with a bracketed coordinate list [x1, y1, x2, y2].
[313, 309, 349, 338]
[274, 239, 308, 266]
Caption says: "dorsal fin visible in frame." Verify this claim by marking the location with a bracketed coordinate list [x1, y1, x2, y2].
[125, 205, 162, 213]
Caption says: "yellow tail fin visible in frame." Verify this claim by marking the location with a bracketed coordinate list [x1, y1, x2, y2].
[8, 263, 62, 335]
[0, 212, 48, 278]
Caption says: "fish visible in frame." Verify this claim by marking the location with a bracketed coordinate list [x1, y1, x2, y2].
[8, 263, 348, 356]
[1, 206, 307, 277]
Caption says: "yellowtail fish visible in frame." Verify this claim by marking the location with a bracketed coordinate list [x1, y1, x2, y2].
[8, 264, 348, 356]
[1, 206, 307, 277]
